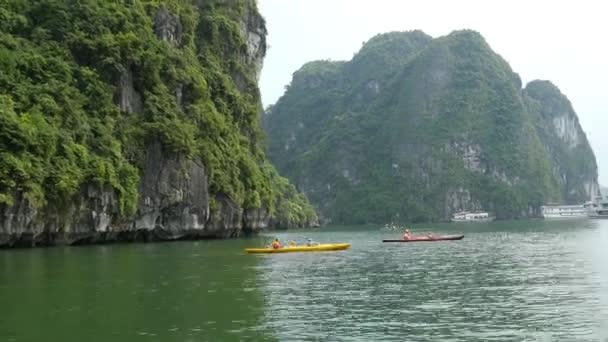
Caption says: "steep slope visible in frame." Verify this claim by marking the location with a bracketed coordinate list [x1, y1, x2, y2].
[525, 80, 599, 202]
[264, 30, 598, 224]
[0, 0, 316, 247]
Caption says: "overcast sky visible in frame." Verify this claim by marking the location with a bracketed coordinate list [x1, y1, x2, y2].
[258, 0, 608, 185]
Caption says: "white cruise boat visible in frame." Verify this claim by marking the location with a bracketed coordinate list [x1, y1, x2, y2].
[584, 195, 608, 219]
[540, 204, 586, 219]
[451, 211, 494, 222]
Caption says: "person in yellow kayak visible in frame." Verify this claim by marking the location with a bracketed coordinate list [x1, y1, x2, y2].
[306, 238, 319, 246]
[271, 238, 282, 249]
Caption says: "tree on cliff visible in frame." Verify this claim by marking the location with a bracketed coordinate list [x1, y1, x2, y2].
[0, 0, 317, 246]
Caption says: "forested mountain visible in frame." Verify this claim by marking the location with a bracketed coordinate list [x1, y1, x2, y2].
[263, 30, 598, 224]
[0, 0, 316, 247]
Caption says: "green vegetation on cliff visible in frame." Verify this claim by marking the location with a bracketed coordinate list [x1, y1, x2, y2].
[264, 30, 598, 223]
[524, 80, 598, 203]
[0, 0, 316, 228]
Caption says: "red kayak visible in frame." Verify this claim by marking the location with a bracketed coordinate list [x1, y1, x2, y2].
[382, 235, 464, 242]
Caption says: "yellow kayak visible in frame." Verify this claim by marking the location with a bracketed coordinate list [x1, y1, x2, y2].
[245, 243, 351, 254]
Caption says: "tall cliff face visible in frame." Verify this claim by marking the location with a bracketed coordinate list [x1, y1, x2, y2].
[525, 80, 599, 202]
[263, 30, 599, 224]
[0, 0, 316, 247]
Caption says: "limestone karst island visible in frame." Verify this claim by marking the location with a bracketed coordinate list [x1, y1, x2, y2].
[1, 1, 607, 341]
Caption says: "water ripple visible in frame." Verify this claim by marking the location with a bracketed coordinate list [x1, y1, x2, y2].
[255, 222, 608, 341]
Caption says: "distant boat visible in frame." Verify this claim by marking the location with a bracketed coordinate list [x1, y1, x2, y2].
[540, 204, 586, 219]
[584, 196, 608, 219]
[451, 211, 493, 222]
[383, 235, 464, 243]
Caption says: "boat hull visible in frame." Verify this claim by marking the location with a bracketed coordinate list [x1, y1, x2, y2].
[542, 215, 587, 219]
[382, 235, 464, 243]
[245, 243, 351, 254]
[451, 218, 493, 222]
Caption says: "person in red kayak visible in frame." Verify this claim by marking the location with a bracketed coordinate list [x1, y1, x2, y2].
[402, 227, 412, 240]
[271, 238, 282, 249]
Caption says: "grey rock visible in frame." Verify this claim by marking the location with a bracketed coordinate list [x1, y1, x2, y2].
[154, 8, 182, 45]
[118, 69, 142, 114]
[238, 0, 267, 82]
[134, 140, 210, 238]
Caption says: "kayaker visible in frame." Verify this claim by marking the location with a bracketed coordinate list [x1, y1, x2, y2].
[271, 238, 282, 249]
[402, 228, 412, 240]
[306, 238, 319, 246]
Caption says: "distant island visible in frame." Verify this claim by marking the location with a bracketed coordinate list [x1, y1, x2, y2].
[263, 30, 599, 224]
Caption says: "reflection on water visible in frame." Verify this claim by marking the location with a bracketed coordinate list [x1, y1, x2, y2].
[258, 219, 608, 341]
[0, 240, 273, 342]
[1, 220, 607, 341]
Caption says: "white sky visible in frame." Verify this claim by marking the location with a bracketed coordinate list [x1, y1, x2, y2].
[258, 0, 608, 185]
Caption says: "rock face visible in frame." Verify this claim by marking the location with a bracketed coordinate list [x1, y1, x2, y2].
[1, 184, 121, 247]
[263, 30, 599, 224]
[154, 8, 182, 45]
[238, 0, 267, 81]
[0, 0, 316, 247]
[134, 141, 209, 235]
[118, 69, 143, 114]
[525, 80, 599, 202]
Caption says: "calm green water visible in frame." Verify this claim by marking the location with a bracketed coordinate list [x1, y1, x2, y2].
[1, 220, 608, 341]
